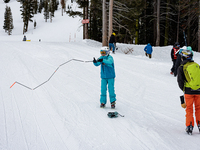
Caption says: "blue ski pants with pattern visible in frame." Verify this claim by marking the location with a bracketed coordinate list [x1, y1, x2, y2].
[109, 43, 115, 52]
[100, 78, 116, 104]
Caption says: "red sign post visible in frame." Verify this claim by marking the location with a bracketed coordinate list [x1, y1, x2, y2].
[82, 19, 89, 24]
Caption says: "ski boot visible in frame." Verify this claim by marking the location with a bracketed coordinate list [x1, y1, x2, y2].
[186, 122, 193, 135]
[111, 101, 116, 109]
[198, 121, 200, 133]
[100, 103, 105, 108]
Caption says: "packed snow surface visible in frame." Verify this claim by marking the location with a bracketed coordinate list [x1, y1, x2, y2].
[1, 1, 200, 150]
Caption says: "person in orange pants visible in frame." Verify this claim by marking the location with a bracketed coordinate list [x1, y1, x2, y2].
[177, 49, 200, 134]
[184, 94, 200, 127]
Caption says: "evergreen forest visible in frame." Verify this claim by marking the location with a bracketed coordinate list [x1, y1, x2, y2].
[3, 0, 200, 52]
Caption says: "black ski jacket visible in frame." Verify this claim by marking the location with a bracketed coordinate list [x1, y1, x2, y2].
[177, 59, 200, 94]
[174, 54, 182, 76]
[109, 35, 116, 44]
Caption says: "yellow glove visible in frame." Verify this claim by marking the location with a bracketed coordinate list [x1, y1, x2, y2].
[181, 103, 186, 108]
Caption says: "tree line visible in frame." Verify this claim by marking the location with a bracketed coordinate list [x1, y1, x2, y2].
[3, 0, 60, 35]
[67, 0, 200, 52]
[3, 0, 200, 52]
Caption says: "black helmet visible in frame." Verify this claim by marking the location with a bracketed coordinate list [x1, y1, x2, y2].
[180, 49, 193, 60]
[174, 42, 180, 47]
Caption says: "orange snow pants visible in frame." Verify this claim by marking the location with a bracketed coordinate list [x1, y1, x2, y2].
[184, 94, 200, 127]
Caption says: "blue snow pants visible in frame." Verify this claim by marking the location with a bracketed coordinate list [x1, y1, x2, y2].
[109, 43, 115, 52]
[100, 78, 116, 104]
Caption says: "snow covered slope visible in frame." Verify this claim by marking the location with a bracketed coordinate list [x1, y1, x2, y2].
[1, 1, 200, 150]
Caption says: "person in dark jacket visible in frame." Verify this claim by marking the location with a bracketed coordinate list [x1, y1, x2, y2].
[109, 33, 116, 54]
[144, 43, 153, 58]
[174, 46, 187, 77]
[170, 42, 180, 75]
[177, 49, 200, 134]
[174, 46, 193, 77]
[23, 35, 26, 41]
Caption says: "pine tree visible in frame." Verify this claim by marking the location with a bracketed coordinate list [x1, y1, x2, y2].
[33, 0, 38, 14]
[20, 0, 34, 34]
[4, 0, 10, 3]
[3, 6, 14, 35]
[49, 0, 56, 22]
[38, 0, 44, 13]
[43, 0, 49, 22]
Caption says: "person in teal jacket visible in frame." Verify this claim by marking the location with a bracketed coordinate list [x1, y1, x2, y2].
[93, 46, 116, 108]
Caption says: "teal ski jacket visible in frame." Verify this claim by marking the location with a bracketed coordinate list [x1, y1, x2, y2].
[93, 55, 115, 79]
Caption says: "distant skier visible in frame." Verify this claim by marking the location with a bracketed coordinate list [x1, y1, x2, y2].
[177, 49, 200, 134]
[93, 46, 116, 108]
[170, 42, 180, 75]
[144, 43, 153, 58]
[23, 35, 26, 41]
[109, 33, 116, 54]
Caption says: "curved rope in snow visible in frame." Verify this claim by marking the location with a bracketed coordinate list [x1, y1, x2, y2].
[10, 59, 93, 90]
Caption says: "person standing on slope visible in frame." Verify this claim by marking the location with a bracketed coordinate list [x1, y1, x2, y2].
[177, 49, 200, 134]
[109, 33, 116, 54]
[144, 43, 153, 58]
[93, 46, 116, 109]
[170, 42, 180, 75]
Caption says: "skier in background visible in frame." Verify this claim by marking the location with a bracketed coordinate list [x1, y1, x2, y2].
[177, 49, 200, 134]
[170, 42, 180, 75]
[109, 33, 116, 54]
[93, 46, 116, 109]
[23, 35, 26, 41]
[144, 43, 153, 58]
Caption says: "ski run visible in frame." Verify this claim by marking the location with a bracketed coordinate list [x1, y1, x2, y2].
[1, 0, 200, 150]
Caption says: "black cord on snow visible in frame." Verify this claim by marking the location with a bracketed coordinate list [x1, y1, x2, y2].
[10, 59, 93, 90]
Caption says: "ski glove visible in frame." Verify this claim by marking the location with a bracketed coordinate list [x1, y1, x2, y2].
[181, 103, 186, 108]
[98, 58, 103, 62]
[93, 57, 97, 63]
[180, 95, 186, 109]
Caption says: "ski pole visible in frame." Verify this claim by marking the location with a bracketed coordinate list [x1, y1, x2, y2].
[183, 29, 187, 46]
[118, 113, 125, 117]
[10, 58, 93, 90]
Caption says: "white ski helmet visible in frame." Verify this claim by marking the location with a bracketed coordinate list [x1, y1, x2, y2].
[175, 46, 187, 55]
[180, 49, 193, 60]
[100, 46, 110, 55]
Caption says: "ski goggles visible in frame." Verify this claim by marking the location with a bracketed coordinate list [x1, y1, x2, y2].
[100, 51, 107, 55]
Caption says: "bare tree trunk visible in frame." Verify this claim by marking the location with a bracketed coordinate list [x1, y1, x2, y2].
[156, 0, 160, 46]
[83, 3, 85, 39]
[108, 0, 113, 42]
[188, 0, 191, 45]
[135, 18, 139, 44]
[164, 0, 170, 46]
[144, 0, 147, 44]
[153, 0, 157, 45]
[176, 0, 180, 42]
[85, 0, 88, 39]
[198, 0, 200, 52]
[102, 0, 108, 46]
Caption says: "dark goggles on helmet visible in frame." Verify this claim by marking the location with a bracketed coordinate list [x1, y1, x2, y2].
[100, 51, 107, 55]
